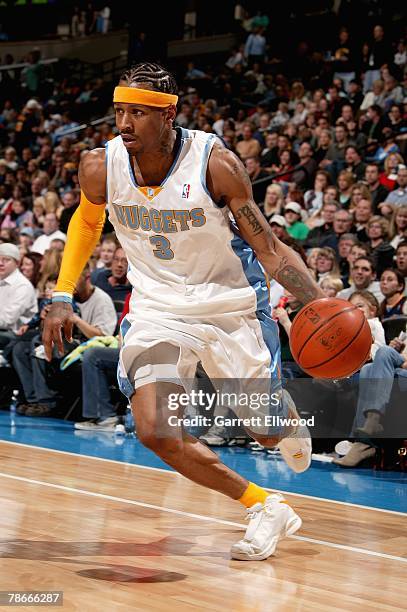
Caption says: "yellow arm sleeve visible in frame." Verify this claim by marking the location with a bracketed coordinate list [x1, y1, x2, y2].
[54, 191, 106, 295]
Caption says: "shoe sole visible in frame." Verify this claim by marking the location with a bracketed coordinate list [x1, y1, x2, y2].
[75, 426, 116, 432]
[199, 438, 228, 446]
[278, 395, 312, 473]
[231, 512, 303, 561]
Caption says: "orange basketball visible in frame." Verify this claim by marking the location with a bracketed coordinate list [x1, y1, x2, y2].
[289, 298, 372, 379]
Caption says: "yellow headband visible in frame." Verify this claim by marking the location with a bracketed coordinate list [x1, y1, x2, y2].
[113, 86, 178, 107]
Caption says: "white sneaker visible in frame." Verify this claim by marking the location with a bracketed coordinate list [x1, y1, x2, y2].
[231, 494, 302, 561]
[74, 417, 118, 431]
[199, 425, 227, 446]
[0, 352, 10, 368]
[278, 392, 312, 473]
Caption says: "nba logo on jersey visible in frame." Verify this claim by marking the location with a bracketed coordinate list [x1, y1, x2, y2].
[147, 187, 155, 198]
[182, 183, 191, 199]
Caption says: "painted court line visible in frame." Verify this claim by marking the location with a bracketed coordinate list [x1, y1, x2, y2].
[0, 440, 405, 517]
[0, 470, 406, 564]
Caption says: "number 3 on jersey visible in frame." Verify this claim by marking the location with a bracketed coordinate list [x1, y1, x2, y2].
[149, 235, 174, 260]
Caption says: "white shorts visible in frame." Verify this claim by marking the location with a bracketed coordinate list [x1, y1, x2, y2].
[117, 308, 288, 435]
[117, 309, 281, 396]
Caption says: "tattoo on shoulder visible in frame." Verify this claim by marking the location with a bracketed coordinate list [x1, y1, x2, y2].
[274, 256, 319, 304]
[235, 202, 264, 236]
[215, 144, 252, 189]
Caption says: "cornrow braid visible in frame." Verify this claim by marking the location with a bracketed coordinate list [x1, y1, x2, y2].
[119, 62, 178, 94]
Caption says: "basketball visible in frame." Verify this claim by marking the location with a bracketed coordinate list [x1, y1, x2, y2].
[289, 298, 372, 379]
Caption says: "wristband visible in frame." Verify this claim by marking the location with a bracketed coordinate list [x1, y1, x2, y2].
[52, 292, 73, 304]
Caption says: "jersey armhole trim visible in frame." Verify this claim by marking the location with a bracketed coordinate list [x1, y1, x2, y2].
[200, 134, 226, 209]
[105, 141, 109, 203]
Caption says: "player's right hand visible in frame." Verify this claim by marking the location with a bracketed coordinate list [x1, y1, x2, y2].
[42, 302, 75, 361]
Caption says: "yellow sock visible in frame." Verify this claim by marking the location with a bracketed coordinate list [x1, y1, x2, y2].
[238, 482, 269, 507]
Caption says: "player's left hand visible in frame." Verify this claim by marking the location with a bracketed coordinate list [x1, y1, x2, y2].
[42, 302, 75, 361]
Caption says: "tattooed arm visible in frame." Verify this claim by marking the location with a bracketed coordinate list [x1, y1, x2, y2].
[207, 143, 324, 305]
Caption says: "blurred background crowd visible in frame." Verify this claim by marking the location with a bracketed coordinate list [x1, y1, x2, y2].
[0, 1, 406, 470]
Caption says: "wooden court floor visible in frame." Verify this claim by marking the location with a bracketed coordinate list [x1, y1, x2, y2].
[0, 441, 406, 611]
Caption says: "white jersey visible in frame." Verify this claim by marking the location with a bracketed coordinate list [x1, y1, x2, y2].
[106, 128, 268, 317]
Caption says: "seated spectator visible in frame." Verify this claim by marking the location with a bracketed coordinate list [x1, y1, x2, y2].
[235, 123, 261, 161]
[337, 233, 358, 281]
[353, 338, 407, 438]
[58, 190, 79, 234]
[362, 104, 386, 142]
[1, 199, 33, 230]
[336, 336, 407, 467]
[74, 293, 131, 431]
[395, 240, 407, 285]
[383, 165, 407, 207]
[50, 237, 65, 251]
[259, 131, 278, 170]
[337, 170, 354, 208]
[91, 233, 119, 278]
[368, 131, 400, 165]
[36, 248, 63, 296]
[15, 274, 79, 337]
[18, 227, 35, 252]
[382, 76, 403, 109]
[269, 214, 289, 241]
[306, 248, 321, 279]
[12, 265, 117, 416]
[347, 79, 364, 112]
[366, 215, 395, 276]
[343, 145, 366, 182]
[324, 185, 339, 203]
[288, 81, 308, 113]
[323, 124, 349, 168]
[0, 242, 37, 351]
[320, 275, 344, 297]
[271, 149, 296, 183]
[331, 210, 354, 250]
[31, 212, 66, 255]
[269, 103, 290, 130]
[390, 205, 407, 249]
[261, 183, 284, 220]
[292, 101, 308, 126]
[283, 202, 309, 241]
[20, 251, 43, 292]
[354, 198, 373, 241]
[253, 113, 271, 147]
[304, 202, 339, 248]
[292, 142, 317, 191]
[361, 77, 386, 110]
[315, 247, 341, 284]
[352, 290, 386, 351]
[272, 290, 306, 379]
[314, 130, 336, 166]
[346, 241, 371, 279]
[74, 344, 121, 431]
[379, 269, 407, 319]
[334, 290, 398, 468]
[348, 182, 371, 211]
[94, 246, 132, 303]
[394, 40, 407, 68]
[364, 163, 389, 212]
[379, 152, 404, 191]
[32, 197, 46, 230]
[244, 156, 269, 203]
[385, 104, 405, 135]
[338, 256, 384, 302]
[346, 118, 367, 149]
[304, 170, 330, 215]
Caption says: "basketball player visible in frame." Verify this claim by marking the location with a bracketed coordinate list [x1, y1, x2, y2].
[43, 63, 325, 561]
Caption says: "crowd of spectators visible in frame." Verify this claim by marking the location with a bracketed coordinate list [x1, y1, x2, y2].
[0, 17, 406, 468]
